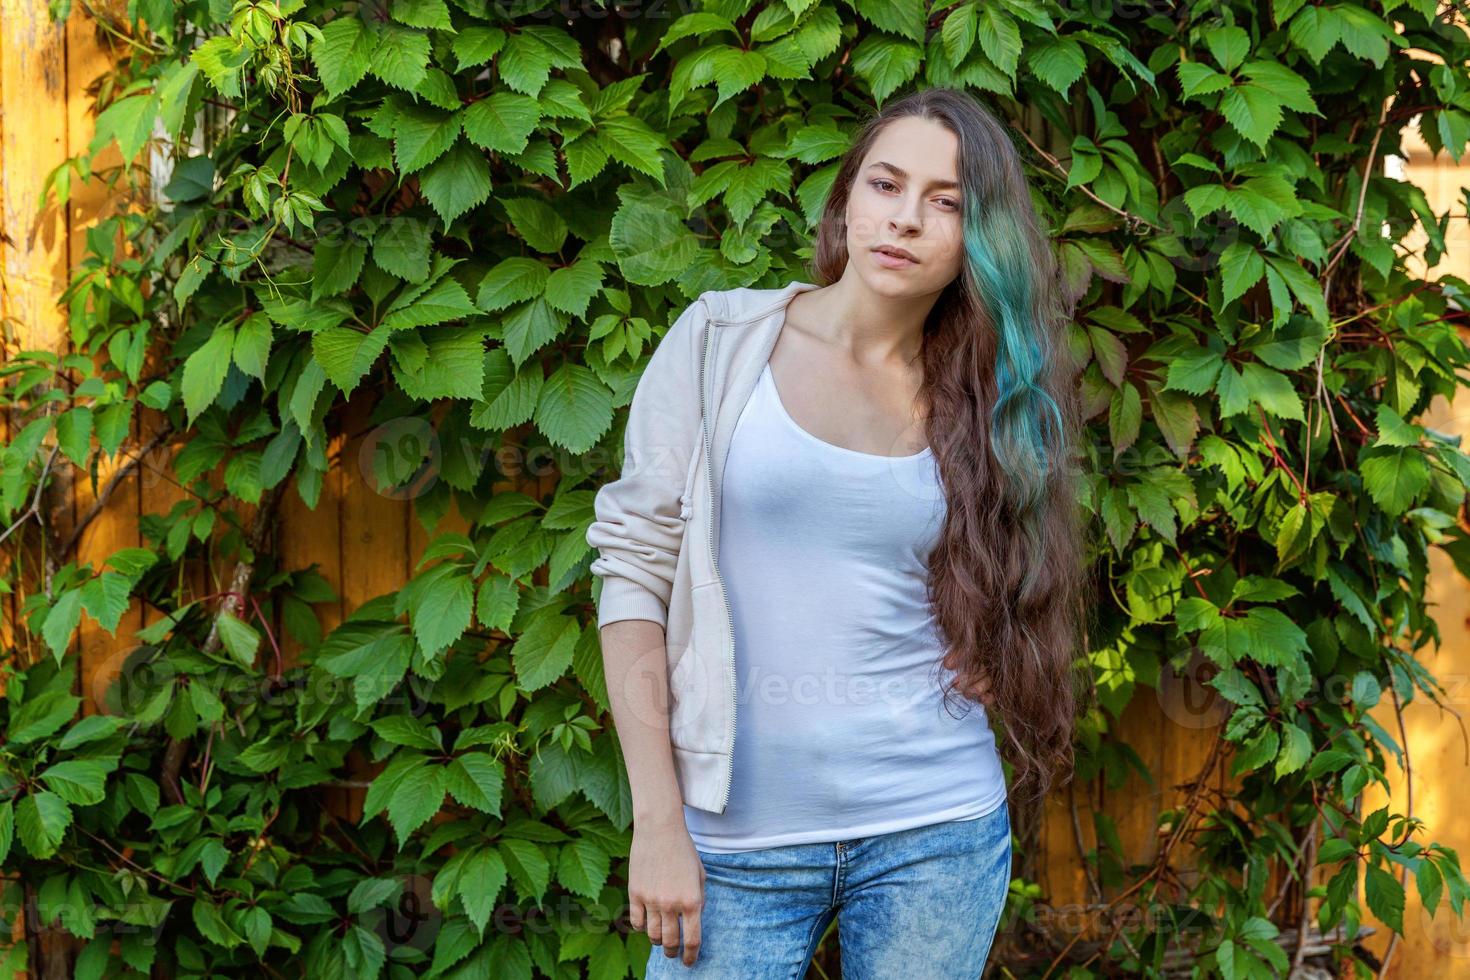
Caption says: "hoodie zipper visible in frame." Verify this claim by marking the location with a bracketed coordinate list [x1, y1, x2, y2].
[697, 304, 737, 814]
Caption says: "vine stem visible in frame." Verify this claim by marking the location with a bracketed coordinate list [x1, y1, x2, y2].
[161, 484, 288, 805]
[1376, 678, 1415, 980]
[59, 422, 174, 557]
[1039, 734, 1226, 978]
[77, 828, 197, 897]
[0, 446, 60, 550]
[1322, 94, 1392, 288]
[1256, 406, 1308, 504]
[1015, 127, 1164, 234]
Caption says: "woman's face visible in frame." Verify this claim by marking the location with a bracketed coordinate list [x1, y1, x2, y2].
[844, 115, 966, 298]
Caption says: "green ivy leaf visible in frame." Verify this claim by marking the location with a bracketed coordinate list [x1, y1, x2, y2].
[420, 140, 493, 225]
[501, 297, 567, 367]
[557, 838, 610, 901]
[192, 898, 243, 948]
[510, 611, 579, 692]
[216, 612, 261, 668]
[312, 17, 374, 100]
[41, 590, 84, 662]
[15, 791, 71, 859]
[854, 0, 926, 41]
[1360, 448, 1429, 517]
[477, 258, 549, 312]
[232, 312, 273, 379]
[977, 6, 1021, 78]
[472, 350, 542, 430]
[461, 93, 540, 154]
[313, 325, 393, 394]
[369, 23, 431, 92]
[386, 762, 448, 846]
[608, 192, 699, 286]
[1219, 83, 1284, 149]
[373, 218, 433, 281]
[446, 752, 505, 815]
[1027, 36, 1087, 93]
[1239, 362, 1304, 421]
[79, 572, 131, 634]
[1274, 722, 1313, 778]
[499, 838, 552, 905]
[1364, 863, 1405, 933]
[392, 327, 487, 401]
[407, 563, 474, 656]
[1205, 25, 1251, 72]
[535, 363, 614, 455]
[453, 26, 507, 70]
[598, 115, 670, 181]
[1165, 346, 1224, 395]
[41, 759, 112, 806]
[850, 33, 921, 103]
[393, 0, 452, 29]
[181, 326, 236, 423]
[381, 276, 481, 331]
[393, 104, 461, 173]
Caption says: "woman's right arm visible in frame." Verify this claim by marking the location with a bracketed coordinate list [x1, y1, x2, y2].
[586, 295, 712, 966]
[600, 618, 705, 965]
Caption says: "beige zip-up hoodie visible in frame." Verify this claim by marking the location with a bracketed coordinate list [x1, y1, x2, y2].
[586, 279, 822, 814]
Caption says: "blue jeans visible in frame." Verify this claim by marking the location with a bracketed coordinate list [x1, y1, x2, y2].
[644, 800, 1011, 977]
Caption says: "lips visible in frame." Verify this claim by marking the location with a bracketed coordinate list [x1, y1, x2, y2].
[873, 245, 918, 263]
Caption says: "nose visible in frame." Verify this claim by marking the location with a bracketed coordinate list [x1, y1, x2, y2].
[888, 193, 923, 237]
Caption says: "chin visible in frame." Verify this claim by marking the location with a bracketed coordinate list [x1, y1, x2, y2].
[859, 265, 941, 299]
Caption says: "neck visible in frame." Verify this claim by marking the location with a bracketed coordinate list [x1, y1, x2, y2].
[799, 269, 940, 367]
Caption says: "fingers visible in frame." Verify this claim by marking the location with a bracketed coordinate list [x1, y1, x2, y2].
[965, 672, 996, 708]
[680, 905, 702, 965]
[635, 901, 701, 965]
[942, 652, 998, 708]
[660, 908, 681, 959]
[630, 900, 652, 942]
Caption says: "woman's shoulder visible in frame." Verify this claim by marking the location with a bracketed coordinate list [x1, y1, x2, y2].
[697, 280, 817, 325]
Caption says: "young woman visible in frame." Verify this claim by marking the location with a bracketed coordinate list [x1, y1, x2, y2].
[587, 86, 1092, 976]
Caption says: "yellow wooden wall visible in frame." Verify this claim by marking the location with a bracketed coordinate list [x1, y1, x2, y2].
[4, 5, 1470, 977]
[1358, 121, 1470, 978]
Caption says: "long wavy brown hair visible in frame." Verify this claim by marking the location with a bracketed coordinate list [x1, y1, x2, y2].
[810, 87, 1095, 808]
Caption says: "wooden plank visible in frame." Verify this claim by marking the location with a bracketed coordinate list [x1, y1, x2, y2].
[1358, 139, 1470, 976]
[2, 4, 81, 973]
[1361, 384, 1470, 975]
[277, 433, 344, 662]
[331, 398, 413, 822]
[66, 9, 138, 715]
[338, 398, 412, 614]
[1, 0, 69, 356]
[0, 0, 10, 663]
[2, 0, 72, 684]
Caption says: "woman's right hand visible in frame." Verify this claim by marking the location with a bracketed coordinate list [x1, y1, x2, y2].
[628, 812, 706, 967]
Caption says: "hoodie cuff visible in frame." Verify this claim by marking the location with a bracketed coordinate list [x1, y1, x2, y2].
[595, 576, 670, 630]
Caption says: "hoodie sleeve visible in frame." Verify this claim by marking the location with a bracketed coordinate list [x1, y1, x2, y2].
[585, 293, 711, 629]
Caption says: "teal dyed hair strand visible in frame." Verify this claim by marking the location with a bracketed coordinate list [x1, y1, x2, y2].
[965, 192, 1068, 525]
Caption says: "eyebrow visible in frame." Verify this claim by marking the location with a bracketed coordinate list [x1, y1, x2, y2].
[867, 161, 960, 192]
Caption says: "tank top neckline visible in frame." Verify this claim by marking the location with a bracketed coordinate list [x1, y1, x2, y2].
[759, 363, 934, 462]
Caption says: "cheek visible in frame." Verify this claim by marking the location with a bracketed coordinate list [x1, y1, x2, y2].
[933, 219, 965, 266]
[845, 197, 882, 240]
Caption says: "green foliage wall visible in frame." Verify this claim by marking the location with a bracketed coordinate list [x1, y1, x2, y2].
[5, 0, 1470, 976]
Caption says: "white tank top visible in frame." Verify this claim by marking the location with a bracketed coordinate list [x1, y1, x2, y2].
[682, 362, 1008, 852]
